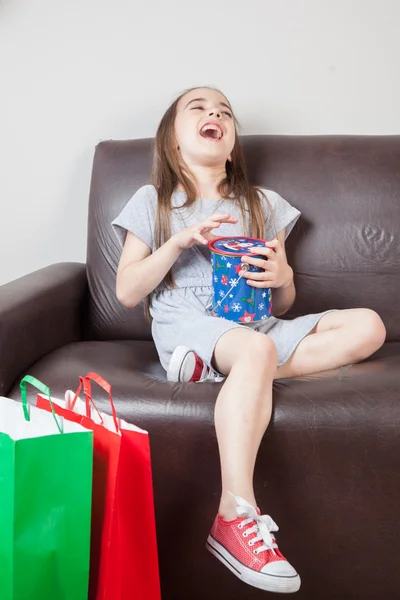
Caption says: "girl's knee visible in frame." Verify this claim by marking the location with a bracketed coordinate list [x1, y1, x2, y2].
[355, 309, 386, 354]
[246, 333, 278, 365]
[213, 329, 278, 375]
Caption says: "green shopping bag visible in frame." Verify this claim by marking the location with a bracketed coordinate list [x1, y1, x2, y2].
[0, 376, 93, 600]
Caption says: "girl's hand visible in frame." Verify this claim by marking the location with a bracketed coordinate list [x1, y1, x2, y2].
[239, 239, 293, 288]
[171, 213, 238, 251]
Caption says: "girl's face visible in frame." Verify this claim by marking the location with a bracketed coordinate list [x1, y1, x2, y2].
[174, 88, 236, 167]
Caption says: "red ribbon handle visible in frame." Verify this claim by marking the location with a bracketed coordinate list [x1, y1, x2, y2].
[81, 372, 120, 433]
[69, 375, 105, 425]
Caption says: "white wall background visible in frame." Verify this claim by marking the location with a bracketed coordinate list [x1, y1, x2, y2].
[1, 0, 399, 285]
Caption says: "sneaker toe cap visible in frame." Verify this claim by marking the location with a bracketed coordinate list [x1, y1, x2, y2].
[261, 560, 298, 578]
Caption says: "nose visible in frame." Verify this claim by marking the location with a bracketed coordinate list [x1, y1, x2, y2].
[208, 108, 222, 118]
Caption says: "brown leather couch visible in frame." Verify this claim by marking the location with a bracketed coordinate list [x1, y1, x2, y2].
[2, 136, 399, 600]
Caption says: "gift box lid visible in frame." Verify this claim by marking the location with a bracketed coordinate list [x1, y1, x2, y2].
[209, 236, 266, 257]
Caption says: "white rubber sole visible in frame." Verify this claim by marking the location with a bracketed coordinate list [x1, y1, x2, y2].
[206, 535, 301, 594]
[167, 346, 193, 382]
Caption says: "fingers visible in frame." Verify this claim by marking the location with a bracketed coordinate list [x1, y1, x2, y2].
[199, 220, 224, 233]
[240, 270, 273, 281]
[203, 232, 219, 242]
[210, 213, 238, 224]
[246, 279, 276, 288]
[195, 214, 238, 238]
[248, 246, 276, 259]
[202, 220, 222, 231]
[241, 256, 269, 270]
[264, 239, 280, 248]
[240, 264, 276, 287]
[191, 212, 239, 246]
[193, 232, 208, 245]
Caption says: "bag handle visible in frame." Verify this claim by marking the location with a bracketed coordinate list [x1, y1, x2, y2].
[78, 372, 120, 433]
[69, 376, 104, 424]
[20, 375, 63, 434]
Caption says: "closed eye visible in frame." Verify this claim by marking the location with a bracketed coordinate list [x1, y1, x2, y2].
[190, 106, 232, 118]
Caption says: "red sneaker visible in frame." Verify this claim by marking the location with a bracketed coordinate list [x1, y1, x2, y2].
[206, 495, 301, 593]
[167, 346, 224, 383]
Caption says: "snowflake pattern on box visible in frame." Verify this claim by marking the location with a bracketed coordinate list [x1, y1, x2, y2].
[208, 236, 273, 322]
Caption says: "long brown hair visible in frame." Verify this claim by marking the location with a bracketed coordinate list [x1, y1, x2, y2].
[144, 86, 272, 323]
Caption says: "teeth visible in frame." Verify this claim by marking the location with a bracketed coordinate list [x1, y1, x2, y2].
[200, 123, 223, 139]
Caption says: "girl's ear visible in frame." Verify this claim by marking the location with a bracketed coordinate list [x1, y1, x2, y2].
[227, 154, 232, 162]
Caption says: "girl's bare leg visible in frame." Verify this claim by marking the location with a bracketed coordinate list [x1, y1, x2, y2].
[211, 308, 386, 519]
[275, 308, 386, 380]
[212, 329, 278, 519]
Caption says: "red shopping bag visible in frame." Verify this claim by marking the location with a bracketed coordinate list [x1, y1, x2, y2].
[36, 373, 161, 600]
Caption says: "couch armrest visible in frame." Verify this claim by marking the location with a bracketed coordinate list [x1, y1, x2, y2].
[0, 263, 87, 396]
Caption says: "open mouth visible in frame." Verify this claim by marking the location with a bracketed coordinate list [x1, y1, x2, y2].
[199, 123, 223, 140]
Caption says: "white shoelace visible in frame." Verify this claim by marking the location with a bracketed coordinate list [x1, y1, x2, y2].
[230, 493, 279, 555]
[199, 364, 225, 383]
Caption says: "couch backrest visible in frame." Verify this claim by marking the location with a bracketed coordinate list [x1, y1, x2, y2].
[85, 135, 400, 342]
